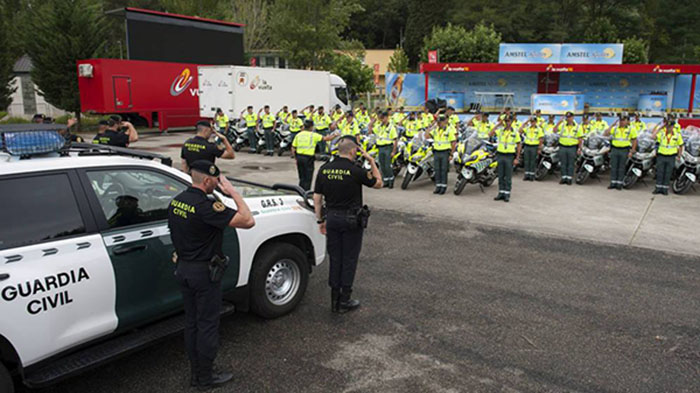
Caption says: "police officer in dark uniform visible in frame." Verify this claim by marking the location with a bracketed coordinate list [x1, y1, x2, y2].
[313, 136, 383, 313]
[181, 120, 235, 173]
[168, 160, 255, 390]
[92, 115, 138, 147]
[58, 117, 83, 144]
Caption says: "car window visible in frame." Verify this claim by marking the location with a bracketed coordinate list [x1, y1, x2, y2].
[0, 174, 86, 250]
[86, 169, 187, 229]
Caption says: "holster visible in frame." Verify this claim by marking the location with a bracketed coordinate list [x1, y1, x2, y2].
[349, 205, 371, 229]
[208, 255, 229, 283]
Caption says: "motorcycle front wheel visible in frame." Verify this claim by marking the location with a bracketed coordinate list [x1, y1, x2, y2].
[575, 167, 589, 185]
[672, 175, 694, 194]
[454, 175, 467, 195]
[401, 172, 413, 190]
[622, 172, 638, 189]
[535, 162, 549, 181]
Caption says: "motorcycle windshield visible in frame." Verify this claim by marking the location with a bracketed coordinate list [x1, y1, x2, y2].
[585, 133, 607, 149]
[636, 131, 655, 153]
[543, 133, 559, 147]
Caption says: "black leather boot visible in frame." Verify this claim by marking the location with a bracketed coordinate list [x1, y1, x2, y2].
[338, 288, 360, 313]
[197, 371, 233, 391]
[331, 289, 340, 313]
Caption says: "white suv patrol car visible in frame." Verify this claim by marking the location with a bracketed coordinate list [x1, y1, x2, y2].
[0, 125, 325, 392]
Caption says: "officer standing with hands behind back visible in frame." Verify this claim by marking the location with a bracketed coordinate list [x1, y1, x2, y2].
[314, 136, 383, 314]
[168, 161, 255, 391]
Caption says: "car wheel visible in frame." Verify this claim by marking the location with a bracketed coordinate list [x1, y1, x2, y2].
[250, 243, 309, 319]
[0, 363, 13, 393]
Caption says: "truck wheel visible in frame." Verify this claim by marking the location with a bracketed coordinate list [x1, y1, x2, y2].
[0, 363, 13, 393]
[250, 243, 309, 319]
[401, 173, 413, 190]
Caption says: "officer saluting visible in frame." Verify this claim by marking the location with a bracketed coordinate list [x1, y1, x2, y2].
[92, 115, 138, 147]
[181, 120, 235, 173]
[168, 161, 255, 390]
[292, 119, 338, 191]
[313, 136, 382, 313]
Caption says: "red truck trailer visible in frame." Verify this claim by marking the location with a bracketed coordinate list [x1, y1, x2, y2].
[77, 58, 204, 131]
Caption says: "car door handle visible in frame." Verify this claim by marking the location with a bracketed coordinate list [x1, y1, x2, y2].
[113, 244, 147, 256]
[0, 273, 9, 281]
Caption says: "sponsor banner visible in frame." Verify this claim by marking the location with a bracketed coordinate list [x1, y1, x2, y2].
[560, 44, 623, 64]
[531, 94, 584, 115]
[385, 72, 426, 110]
[638, 94, 667, 112]
[499, 44, 561, 64]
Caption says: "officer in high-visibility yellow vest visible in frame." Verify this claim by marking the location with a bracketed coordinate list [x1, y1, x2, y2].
[591, 112, 609, 134]
[258, 105, 277, 156]
[426, 115, 457, 195]
[313, 106, 332, 157]
[354, 103, 370, 130]
[580, 115, 593, 136]
[335, 112, 361, 143]
[446, 107, 460, 129]
[391, 106, 406, 125]
[631, 113, 646, 134]
[332, 105, 344, 122]
[240, 106, 259, 154]
[288, 110, 304, 157]
[403, 112, 421, 139]
[498, 107, 513, 122]
[302, 105, 315, 122]
[651, 120, 684, 195]
[489, 114, 522, 202]
[518, 116, 544, 181]
[276, 106, 291, 125]
[292, 120, 338, 190]
[420, 107, 434, 130]
[533, 109, 545, 126]
[603, 115, 638, 190]
[369, 112, 398, 188]
[214, 108, 229, 133]
[553, 112, 583, 185]
[544, 115, 556, 134]
[469, 113, 492, 140]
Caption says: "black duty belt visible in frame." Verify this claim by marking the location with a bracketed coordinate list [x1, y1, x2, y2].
[612, 146, 630, 150]
[178, 259, 210, 265]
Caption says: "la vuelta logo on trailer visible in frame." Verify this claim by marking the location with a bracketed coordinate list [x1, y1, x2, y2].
[170, 68, 194, 96]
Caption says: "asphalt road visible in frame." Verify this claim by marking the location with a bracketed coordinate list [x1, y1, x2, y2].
[33, 209, 700, 393]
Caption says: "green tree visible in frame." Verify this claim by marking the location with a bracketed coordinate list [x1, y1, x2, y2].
[344, 0, 408, 49]
[270, 0, 363, 69]
[623, 37, 649, 64]
[0, 8, 16, 111]
[404, 0, 451, 64]
[223, 0, 271, 51]
[24, 0, 111, 116]
[421, 23, 500, 63]
[583, 17, 619, 42]
[329, 53, 374, 98]
[387, 47, 410, 73]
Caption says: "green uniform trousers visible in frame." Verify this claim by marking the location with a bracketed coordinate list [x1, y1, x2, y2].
[656, 154, 676, 190]
[377, 145, 394, 182]
[610, 147, 629, 186]
[523, 145, 539, 177]
[433, 150, 449, 187]
[296, 154, 315, 191]
[558, 146, 577, 180]
[316, 128, 329, 155]
[497, 153, 514, 194]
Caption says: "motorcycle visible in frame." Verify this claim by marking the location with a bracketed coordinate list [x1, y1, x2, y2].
[275, 123, 294, 156]
[215, 120, 246, 151]
[400, 134, 435, 190]
[535, 133, 560, 181]
[575, 132, 610, 185]
[622, 130, 656, 189]
[672, 130, 700, 194]
[453, 132, 498, 195]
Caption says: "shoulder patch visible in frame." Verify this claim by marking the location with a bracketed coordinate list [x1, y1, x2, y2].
[212, 201, 225, 212]
[367, 171, 373, 179]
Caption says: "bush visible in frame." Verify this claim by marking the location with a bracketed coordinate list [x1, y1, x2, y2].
[421, 22, 501, 63]
[623, 37, 649, 64]
[0, 116, 31, 124]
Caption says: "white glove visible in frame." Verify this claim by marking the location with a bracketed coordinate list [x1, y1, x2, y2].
[452, 151, 459, 162]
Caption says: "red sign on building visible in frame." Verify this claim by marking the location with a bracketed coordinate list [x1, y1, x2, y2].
[428, 50, 438, 63]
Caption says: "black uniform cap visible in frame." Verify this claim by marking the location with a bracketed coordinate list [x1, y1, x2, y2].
[565, 111, 574, 117]
[109, 114, 122, 123]
[196, 120, 212, 128]
[190, 160, 220, 177]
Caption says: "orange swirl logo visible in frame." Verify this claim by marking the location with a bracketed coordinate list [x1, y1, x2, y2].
[170, 68, 194, 96]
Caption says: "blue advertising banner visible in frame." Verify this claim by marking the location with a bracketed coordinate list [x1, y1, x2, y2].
[499, 44, 561, 64]
[531, 94, 584, 115]
[560, 44, 623, 64]
[385, 73, 425, 110]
